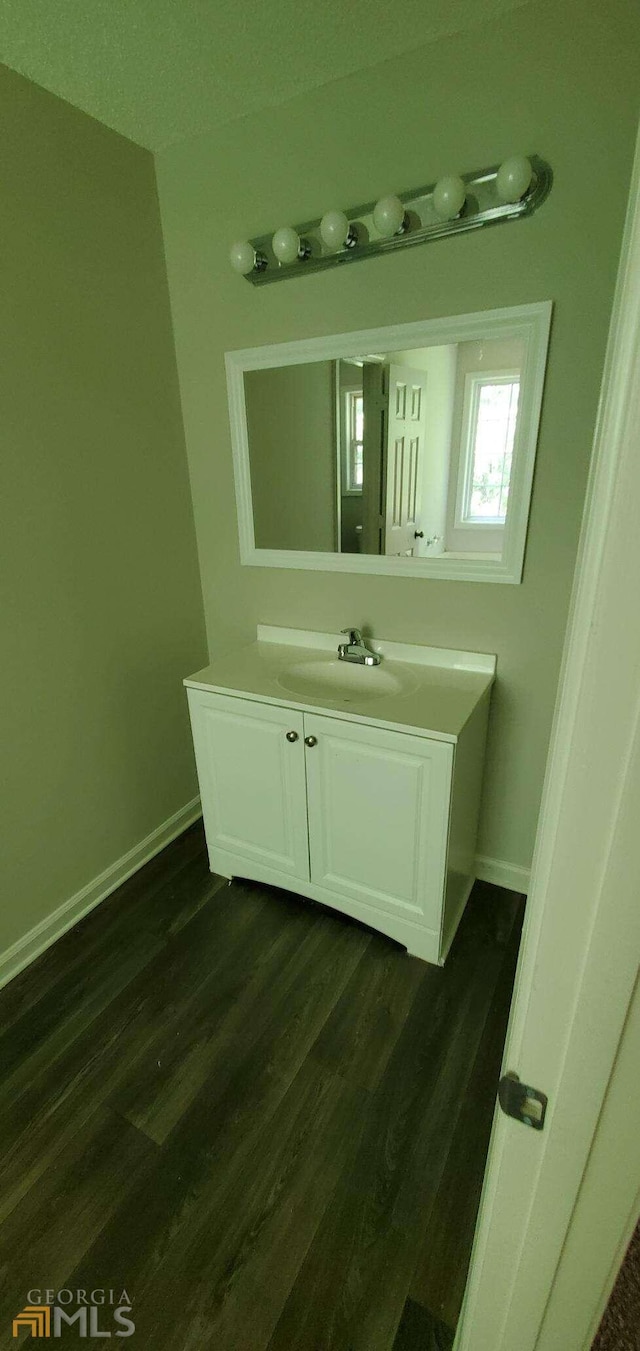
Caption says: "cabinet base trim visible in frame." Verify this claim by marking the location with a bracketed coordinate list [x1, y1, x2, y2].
[208, 845, 441, 964]
[0, 797, 202, 993]
[475, 854, 530, 894]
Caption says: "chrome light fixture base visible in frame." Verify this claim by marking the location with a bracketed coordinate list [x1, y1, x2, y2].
[240, 155, 552, 285]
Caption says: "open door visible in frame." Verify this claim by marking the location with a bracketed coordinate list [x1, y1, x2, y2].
[382, 364, 428, 556]
[456, 127, 640, 1351]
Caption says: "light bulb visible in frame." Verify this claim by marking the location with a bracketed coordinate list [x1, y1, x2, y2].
[272, 226, 303, 264]
[373, 194, 406, 237]
[496, 156, 533, 204]
[432, 175, 466, 221]
[229, 240, 258, 275]
[320, 210, 355, 250]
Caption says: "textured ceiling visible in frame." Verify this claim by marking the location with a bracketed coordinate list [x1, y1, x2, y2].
[0, 0, 532, 151]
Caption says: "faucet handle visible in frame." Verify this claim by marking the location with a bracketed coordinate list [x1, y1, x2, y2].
[341, 627, 362, 645]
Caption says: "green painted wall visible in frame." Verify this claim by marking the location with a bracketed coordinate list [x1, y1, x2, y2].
[0, 64, 207, 955]
[155, 0, 640, 873]
[245, 362, 336, 551]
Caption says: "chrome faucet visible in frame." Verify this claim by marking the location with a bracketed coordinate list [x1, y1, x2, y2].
[337, 628, 381, 666]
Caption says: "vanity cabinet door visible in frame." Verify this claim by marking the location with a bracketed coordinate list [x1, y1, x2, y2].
[187, 690, 310, 881]
[304, 712, 453, 932]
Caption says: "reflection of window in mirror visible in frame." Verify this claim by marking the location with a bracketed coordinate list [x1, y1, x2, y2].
[459, 375, 520, 524]
[344, 389, 364, 492]
[445, 338, 525, 556]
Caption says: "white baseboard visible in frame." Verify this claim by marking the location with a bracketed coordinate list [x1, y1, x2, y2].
[0, 797, 203, 994]
[0, 819, 526, 996]
[475, 854, 531, 894]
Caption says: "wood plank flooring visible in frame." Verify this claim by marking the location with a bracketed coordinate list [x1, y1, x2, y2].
[0, 823, 523, 1350]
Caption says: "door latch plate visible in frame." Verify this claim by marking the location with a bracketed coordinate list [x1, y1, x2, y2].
[498, 1072, 547, 1130]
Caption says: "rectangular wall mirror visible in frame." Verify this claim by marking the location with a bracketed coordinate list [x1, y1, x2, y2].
[226, 302, 552, 583]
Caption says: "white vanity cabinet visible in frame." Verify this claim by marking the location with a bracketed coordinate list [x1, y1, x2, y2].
[186, 691, 310, 882]
[303, 712, 453, 939]
[185, 632, 494, 965]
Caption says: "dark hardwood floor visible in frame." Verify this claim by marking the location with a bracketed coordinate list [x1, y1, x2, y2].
[0, 823, 523, 1349]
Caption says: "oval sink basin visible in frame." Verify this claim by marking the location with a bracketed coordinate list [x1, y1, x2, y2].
[276, 658, 415, 704]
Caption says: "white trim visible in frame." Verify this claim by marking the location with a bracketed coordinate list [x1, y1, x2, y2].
[0, 797, 202, 993]
[226, 302, 552, 586]
[456, 122, 640, 1351]
[474, 854, 530, 894]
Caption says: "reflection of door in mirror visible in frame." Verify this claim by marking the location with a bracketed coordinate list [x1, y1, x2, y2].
[342, 355, 451, 558]
[382, 365, 427, 556]
[390, 346, 456, 559]
[360, 348, 456, 559]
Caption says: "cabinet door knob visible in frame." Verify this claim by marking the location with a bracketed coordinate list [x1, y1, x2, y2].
[304, 735, 318, 748]
[285, 730, 299, 743]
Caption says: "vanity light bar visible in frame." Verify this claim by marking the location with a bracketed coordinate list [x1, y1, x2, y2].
[230, 154, 552, 285]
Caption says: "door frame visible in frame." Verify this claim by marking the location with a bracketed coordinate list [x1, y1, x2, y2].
[455, 123, 640, 1351]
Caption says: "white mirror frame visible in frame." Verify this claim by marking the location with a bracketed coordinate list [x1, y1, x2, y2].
[225, 301, 552, 584]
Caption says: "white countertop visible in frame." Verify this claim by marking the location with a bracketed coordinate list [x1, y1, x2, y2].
[184, 627, 496, 743]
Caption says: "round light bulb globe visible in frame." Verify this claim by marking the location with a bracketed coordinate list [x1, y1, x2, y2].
[320, 210, 350, 250]
[496, 155, 533, 204]
[229, 240, 257, 275]
[373, 194, 405, 237]
[272, 226, 301, 264]
[432, 175, 466, 221]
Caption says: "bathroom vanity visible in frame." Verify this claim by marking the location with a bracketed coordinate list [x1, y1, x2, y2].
[185, 626, 495, 964]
